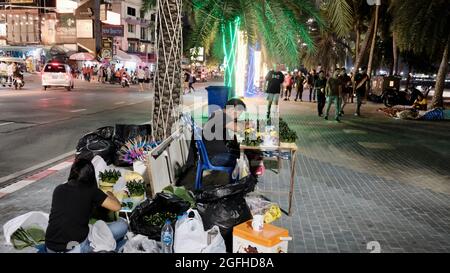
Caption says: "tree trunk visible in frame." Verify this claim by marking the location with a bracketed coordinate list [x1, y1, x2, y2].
[432, 40, 449, 108]
[367, 5, 379, 77]
[355, 25, 360, 61]
[392, 32, 399, 75]
[153, 0, 183, 141]
[352, 13, 376, 96]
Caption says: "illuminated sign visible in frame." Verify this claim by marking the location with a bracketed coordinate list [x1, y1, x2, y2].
[10, 0, 35, 3]
[102, 24, 124, 37]
[101, 11, 121, 26]
[76, 19, 93, 38]
[56, 0, 78, 13]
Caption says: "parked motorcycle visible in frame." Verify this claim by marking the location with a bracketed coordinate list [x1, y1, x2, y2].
[13, 74, 25, 90]
[382, 86, 430, 107]
[0, 76, 10, 87]
[131, 75, 139, 85]
[121, 75, 130, 88]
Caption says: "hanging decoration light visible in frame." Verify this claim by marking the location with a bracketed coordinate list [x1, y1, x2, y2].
[235, 29, 247, 97]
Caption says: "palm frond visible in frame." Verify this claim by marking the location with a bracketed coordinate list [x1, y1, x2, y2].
[323, 0, 353, 38]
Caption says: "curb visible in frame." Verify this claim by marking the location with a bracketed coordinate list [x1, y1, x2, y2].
[0, 158, 74, 199]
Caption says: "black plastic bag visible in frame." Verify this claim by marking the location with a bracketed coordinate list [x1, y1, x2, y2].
[113, 124, 152, 167]
[130, 193, 190, 240]
[76, 126, 116, 164]
[195, 175, 257, 252]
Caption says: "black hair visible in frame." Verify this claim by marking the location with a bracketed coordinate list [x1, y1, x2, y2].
[319, 70, 325, 74]
[67, 158, 97, 188]
[226, 98, 247, 111]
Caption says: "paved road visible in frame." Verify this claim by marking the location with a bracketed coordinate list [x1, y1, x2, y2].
[0, 74, 154, 180]
[0, 74, 211, 183]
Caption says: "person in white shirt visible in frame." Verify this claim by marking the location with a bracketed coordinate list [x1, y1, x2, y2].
[137, 66, 145, 92]
[7, 63, 15, 83]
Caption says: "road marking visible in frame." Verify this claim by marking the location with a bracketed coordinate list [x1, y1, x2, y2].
[343, 129, 368, 134]
[0, 122, 14, 127]
[115, 101, 126, 105]
[70, 109, 87, 113]
[358, 142, 395, 150]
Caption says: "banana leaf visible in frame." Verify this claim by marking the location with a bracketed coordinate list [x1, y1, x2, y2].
[162, 186, 196, 208]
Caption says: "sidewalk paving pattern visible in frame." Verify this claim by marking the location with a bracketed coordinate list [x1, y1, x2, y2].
[0, 91, 449, 253]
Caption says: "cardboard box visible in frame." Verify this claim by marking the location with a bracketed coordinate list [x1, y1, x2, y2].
[233, 221, 289, 253]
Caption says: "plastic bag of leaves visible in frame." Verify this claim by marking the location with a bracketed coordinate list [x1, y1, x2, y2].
[195, 175, 257, 252]
[130, 193, 190, 240]
[11, 226, 45, 250]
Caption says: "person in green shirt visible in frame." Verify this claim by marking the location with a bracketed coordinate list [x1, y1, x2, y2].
[324, 69, 342, 122]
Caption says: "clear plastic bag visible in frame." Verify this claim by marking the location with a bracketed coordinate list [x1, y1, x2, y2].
[245, 195, 282, 224]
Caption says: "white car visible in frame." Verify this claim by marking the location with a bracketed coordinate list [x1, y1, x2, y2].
[42, 63, 74, 91]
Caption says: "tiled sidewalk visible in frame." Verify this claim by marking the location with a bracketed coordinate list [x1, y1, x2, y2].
[254, 96, 450, 253]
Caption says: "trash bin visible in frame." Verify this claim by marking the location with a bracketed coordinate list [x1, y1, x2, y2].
[206, 86, 231, 117]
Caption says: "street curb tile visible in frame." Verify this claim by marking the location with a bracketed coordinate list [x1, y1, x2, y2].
[0, 159, 74, 199]
[48, 161, 73, 171]
[0, 180, 36, 194]
[27, 170, 57, 181]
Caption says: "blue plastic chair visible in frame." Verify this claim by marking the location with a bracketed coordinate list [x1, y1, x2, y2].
[186, 115, 237, 190]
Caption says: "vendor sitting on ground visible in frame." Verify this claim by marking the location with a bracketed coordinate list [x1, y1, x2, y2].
[203, 98, 264, 176]
[412, 93, 428, 111]
[45, 159, 128, 253]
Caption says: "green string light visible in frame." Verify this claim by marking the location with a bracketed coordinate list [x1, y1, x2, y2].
[222, 17, 240, 91]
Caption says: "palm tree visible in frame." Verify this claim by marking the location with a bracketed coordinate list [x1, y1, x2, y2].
[390, 0, 450, 108]
[187, 0, 323, 91]
[143, 0, 183, 141]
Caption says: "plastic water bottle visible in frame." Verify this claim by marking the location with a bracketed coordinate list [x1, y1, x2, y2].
[161, 219, 173, 253]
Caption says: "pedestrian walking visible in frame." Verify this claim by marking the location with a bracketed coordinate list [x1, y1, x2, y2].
[82, 65, 87, 81]
[324, 69, 342, 122]
[354, 67, 369, 116]
[308, 69, 317, 102]
[315, 71, 327, 117]
[144, 67, 151, 85]
[283, 72, 294, 101]
[338, 68, 352, 116]
[137, 66, 145, 92]
[294, 71, 306, 102]
[184, 70, 190, 93]
[264, 66, 285, 119]
[106, 66, 112, 83]
[188, 71, 196, 93]
[7, 62, 15, 84]
[97, 65, 103, 83]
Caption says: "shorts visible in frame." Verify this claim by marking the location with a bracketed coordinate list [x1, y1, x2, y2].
[266, 93, 280, 104]
[138, 79, 144, 83]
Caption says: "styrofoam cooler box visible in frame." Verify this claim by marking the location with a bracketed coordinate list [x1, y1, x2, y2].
[233, 221, 289, 253]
